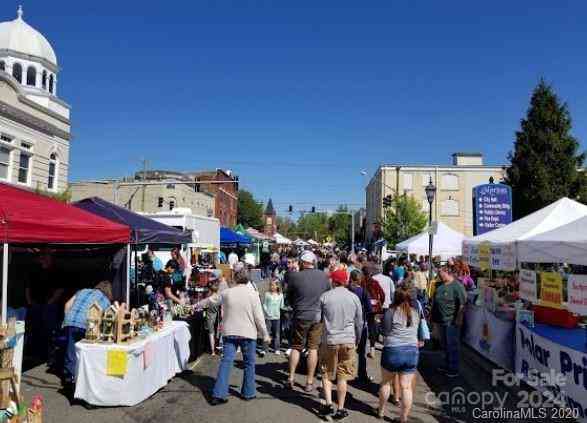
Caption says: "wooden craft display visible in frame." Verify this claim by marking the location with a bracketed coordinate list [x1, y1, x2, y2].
[100, 305, 117, 343]
[85, 303, 103, 343]
[0, 318, 20, 412]
[115, 303, 133, 344]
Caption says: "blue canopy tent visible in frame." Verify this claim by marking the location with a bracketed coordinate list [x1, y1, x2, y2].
[221, 227, 251, 248]
[74, 197, 192, 304]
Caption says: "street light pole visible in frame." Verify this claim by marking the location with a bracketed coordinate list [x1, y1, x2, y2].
[425, 177, 437, 285]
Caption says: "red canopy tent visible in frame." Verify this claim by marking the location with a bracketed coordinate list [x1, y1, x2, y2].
[0, 183, 131, 323]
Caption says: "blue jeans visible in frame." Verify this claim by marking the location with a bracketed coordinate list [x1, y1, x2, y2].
[264, 319, 281, 352]
[212, 337, 257, 400]
[440, 324, 460, 373]
[357, 325, 368, 379]
[63, 326, 86, 384]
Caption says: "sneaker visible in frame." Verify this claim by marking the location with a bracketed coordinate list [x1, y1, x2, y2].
[275, 350, 281, 355]
[259, 350, 266, 357]
[332, 409, 349, 420]
[320, 404, 335, 418]
[446, 371, 459, 378]
[210, 397, 228, 406]
[285, 348, 292, 357]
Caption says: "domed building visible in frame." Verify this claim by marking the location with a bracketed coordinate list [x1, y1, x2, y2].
[0, 6, 71, 193]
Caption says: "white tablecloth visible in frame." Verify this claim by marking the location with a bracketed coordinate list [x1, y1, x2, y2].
[74, 321, 191, 406]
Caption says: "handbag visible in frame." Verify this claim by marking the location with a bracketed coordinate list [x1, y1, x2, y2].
[417, 301, 431, 341]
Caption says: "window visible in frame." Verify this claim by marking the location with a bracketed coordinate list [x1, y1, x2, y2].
[0, 146, 10, 180]
[403, 173, 413, 190]
[49, 74, 54, 93]
[441, 199, 459, 216]
[166, 184, 175, 189]
[169, 200, 175, 211]
[441, 173, 459, 190]
[17, 153, 30, 184]
[26, 66, 36, 86]
[12, 63, 22, 83]
[421, 172, 434, 186]
[157, 197, 164, 208]
[48, 153, 58, 191]
[42, 70, 47, 90]
[0, 134, 12, 143]
[0, 61, 5, 71]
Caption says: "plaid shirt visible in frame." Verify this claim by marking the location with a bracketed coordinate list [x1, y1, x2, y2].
[62, 289, 111, 330]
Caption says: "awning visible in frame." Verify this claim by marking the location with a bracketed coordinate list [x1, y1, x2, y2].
[221, 227, 251, 247]
[74, 197, 191, 244]
[0, 183, 130, 244]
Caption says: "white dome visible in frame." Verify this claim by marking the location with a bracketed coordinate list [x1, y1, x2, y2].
[0, 7, 57, 66]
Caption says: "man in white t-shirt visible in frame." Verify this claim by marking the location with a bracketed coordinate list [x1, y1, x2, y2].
[228, 251, 239, 269]
[371, 264, 394, 309]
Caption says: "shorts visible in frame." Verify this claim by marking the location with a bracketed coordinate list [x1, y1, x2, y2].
[381, 345, 419, 374]
[206, 311, 218, 333]
[320, 344, 357, 381]
[291, 319, 323, 351]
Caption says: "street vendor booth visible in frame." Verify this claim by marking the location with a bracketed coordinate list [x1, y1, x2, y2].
[0, 183, 131, 405]
[461, 198, 587, 372]
[274, 233, 292, 245]
[73, 198, 197, 406]
[396, 222, 465, 261]
[514, 217, 587, 421]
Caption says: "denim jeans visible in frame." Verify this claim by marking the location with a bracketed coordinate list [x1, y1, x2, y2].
[357, 325, 368, 379]
[440, 324, 460, 373]
[264, 319, 281, 352]
[63, 326, 86, 384]
[212, 336, 257, 400]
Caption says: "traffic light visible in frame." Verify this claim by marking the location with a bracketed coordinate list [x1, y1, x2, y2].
[383, 195, 393, 208]
[288, 205, 293, 213]
[311, 206, 316, 213]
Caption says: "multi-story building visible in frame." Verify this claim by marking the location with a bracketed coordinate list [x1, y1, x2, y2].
[189, 169, 239, 227]
[366, 153, 506, 241]
[69, 179, 215, 217]
[0, 7, 71, 193]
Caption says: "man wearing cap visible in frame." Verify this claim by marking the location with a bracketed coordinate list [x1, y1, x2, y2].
[319, 269, 363, 420]
[286, 250, 331, 392]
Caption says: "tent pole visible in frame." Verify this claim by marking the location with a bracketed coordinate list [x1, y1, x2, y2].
[126, 244, 131, 305]
[2, 244, 8, 325]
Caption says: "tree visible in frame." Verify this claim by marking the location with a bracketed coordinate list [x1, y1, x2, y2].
[296, 212, 330, 242]
[381, 194, 427, 246]
[237, 190, 264, 229]
[276, 215, 297, 238]
[505, 79, 587, 219]
[34, 186, 72, 203]
[328, 205, 352, 248]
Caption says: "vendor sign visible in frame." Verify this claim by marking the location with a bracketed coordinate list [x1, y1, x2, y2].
[516, 325, 587, 421]
[479, 242, 491, 270]
[519, 270, 538, 303]
[540, 272, 563, 309]
[568, 275, 587, 316]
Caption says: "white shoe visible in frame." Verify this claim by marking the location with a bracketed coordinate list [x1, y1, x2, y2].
[275, 350, 281, 355]
[285, 349, 291, 357]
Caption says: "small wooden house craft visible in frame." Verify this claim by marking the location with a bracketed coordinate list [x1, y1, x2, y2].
[101, 305, 117, 343]
[116, 304, 133, 344]
[85, 303, 103, 343]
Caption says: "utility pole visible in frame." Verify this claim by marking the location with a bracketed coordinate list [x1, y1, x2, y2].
[141, 158, 149, 212]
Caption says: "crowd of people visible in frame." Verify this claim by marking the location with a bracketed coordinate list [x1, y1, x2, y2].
[196, 247, 471, 422]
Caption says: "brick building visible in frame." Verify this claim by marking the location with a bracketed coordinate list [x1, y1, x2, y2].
[188, 169, 239, 227]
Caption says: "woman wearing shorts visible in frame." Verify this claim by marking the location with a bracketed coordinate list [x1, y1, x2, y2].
[377, 286, 424, 422]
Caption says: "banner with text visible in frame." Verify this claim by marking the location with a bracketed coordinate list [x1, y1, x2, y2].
[519, 270, 538, 303]
[462, 242, 516, 271]
[516, 325, 587, 422]
[568, 275, 587, 316]
[473, 183, 513, 236]
[540, 272, 563, 309]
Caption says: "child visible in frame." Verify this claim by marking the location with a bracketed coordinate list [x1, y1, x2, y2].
[204, 282, 221, 356]
[263, 280, 284, 354]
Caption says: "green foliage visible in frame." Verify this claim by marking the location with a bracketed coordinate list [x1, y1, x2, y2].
[237, 190, 264, 230]
[328, 205, 351, 248]
[505, 79, 587, 219]
[381, 194, 427, 246]
[276, 215, 297, 238]
[34, 186, 72, 203]
[296, 212, 330, 242]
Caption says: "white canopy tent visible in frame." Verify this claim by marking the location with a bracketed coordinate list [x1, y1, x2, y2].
[274, 233, 293, 245]
[307, 239, 320, 246]
[294, 238, 309, 247]
[396, 222, 466, 261]
[463, 197, 587, 270]
[517, 216, 587, 265]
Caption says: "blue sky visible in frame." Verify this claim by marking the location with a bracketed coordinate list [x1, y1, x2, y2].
[10, 1, 587, 215]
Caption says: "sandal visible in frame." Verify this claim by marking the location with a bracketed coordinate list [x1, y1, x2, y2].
[304, 383, 315, 393]
[374, 406, 385, 420]
[286, 379, 295, 389]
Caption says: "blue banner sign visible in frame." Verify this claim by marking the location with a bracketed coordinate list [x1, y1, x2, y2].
[473, 183, 512, 235]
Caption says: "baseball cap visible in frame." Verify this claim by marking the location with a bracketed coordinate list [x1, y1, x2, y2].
[300, 251, 317, 264]
[330, 269, 348, 285]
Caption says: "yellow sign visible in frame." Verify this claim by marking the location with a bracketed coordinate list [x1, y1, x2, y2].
[106, 350, 128, 377]
[478, 242, 491, 271]
[539, 272, 563, 309]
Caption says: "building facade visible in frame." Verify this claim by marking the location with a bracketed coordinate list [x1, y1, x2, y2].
[189, 169, 239, 227]
[263, 198, 277, 237]
[0, 7, 71, 193]
[69, 180, 215, 217]
[366, 153, 506, 241]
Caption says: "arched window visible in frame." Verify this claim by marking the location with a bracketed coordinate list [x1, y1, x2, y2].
[26, 66, 36, 86]
[441, 199, 460, 216]
[42, 70, 47, 89]
[0, 61, 5, 71]
[12, 63, 22, 83]
[441, 173, 459, 190]
[48, 153, 58, 191]
[49, 74, 54, 94]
